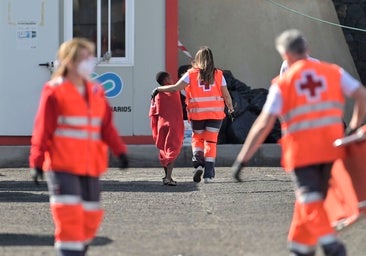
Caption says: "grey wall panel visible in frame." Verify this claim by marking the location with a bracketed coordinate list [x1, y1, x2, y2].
[178, 0, 357, 121]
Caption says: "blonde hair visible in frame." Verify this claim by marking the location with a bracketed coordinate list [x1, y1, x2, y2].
[52, 38, 95, 79]
[194, 46, 216, 85]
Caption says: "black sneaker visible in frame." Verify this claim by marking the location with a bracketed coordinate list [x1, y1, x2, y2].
[193, 166, 204, 183]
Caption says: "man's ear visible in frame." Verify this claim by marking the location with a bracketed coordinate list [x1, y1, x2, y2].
[282, 52, 290, 61]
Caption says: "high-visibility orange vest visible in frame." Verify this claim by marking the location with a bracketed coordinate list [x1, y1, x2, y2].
[185, 68, 226, 120]
[44, 79, 108, 177]
[276, 60, 345, 171]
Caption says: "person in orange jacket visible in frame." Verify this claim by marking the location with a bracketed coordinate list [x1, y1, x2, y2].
[152, 46, 234, 183]
[232, 29, 366, 256]
[149, 71, 184, 186]
[29, 38, 129, 256]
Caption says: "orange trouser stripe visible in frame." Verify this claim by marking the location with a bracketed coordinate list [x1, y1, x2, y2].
[51, 203, 84, 242]
[192, 131, 218, 159]
[288, 200, 334, 246]
[84, 209, 104, 241]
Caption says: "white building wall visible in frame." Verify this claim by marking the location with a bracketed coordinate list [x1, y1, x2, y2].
[96, 0, 166, 137]
[0, 0, 166, 137]
[132, 0, 165, 135]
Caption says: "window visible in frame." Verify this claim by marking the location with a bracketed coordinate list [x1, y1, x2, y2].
[72, 0, 134, 65]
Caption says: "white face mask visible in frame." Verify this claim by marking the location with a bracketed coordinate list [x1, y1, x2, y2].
[77, 57, 95, 79]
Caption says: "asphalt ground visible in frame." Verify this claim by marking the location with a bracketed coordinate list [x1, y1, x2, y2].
[1, 167, 366, 256]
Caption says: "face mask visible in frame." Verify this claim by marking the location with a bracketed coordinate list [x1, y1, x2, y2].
[77, 57, 95, 79]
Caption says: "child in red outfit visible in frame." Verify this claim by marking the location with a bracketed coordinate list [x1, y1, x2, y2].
[149, 72, 184, 186]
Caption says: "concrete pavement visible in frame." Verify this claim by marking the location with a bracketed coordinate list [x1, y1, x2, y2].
[1, 166, 366, 256]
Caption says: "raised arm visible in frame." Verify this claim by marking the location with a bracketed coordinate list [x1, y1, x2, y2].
[158, 76, 188, 92]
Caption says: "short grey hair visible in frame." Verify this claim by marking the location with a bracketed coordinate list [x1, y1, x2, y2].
[275, 29, 308, 55]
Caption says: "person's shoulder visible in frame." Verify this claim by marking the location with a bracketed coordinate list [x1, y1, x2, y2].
[46, 77, 64, 88]
[43, 77, 67, 95]
[308, 56, 320, 62]
[188, 67, 199, 74]
[215, 68, 223, 74]
[271, 74, 281, 85]
[316, 60, 341, 71]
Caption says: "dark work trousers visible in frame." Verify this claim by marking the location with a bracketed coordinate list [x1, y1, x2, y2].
[46, 171, 101, 256]
[292, 163, 332, 199]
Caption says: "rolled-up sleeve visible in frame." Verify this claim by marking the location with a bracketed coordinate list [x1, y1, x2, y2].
[262, 84, 282, 116]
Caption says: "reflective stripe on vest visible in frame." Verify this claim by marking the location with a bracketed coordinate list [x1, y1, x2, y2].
[58, 116, 102, 126]
[189, 106, 225, 113]
[282, 116, 343, 135]
[55, 115, 102, 140]
[281, 100, 344, 135]
[189, 96, 224, 103]
[281, 101, 343, 123]
[54, 128, 101, 140]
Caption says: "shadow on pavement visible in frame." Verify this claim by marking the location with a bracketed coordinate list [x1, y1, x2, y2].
[101, 180, 199, 193]
[0, 180, 49, 202]
[0, 191, 49, 202]
[0, 233, 113, 247]
[0, 180, 47, 191]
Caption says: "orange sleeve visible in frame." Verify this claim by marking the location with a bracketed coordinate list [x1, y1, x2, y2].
[29, 85, 58, 168]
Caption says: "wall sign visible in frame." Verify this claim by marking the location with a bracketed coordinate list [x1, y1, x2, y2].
[92, 72, 123, 98]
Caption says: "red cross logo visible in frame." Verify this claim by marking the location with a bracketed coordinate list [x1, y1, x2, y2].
[199, 82, 213, 91]
[295, 71, 326, 101]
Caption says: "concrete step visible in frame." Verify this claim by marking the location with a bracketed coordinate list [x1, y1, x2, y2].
[0, 144, 282, 168]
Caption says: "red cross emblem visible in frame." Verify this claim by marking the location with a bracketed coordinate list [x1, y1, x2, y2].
[295, 71, 326, 101]
[199, 81, 214, 91]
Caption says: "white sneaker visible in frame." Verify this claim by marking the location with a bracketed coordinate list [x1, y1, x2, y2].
[204, 178, 214, 183]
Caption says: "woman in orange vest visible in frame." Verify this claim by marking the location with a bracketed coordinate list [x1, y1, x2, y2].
[29, 38, 129, 256]
[152, 46, 234, 183]
[231, 29, 366, 256]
